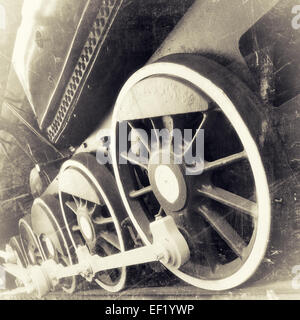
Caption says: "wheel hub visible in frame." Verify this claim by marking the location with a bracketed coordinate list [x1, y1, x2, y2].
[154, 165, 179, 203]
[77, 213, 94, 242]
[148, 151, 187, 212]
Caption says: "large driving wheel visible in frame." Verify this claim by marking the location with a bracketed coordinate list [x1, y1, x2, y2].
[58, 153, 131, 292]
[111, 54, 275, 291]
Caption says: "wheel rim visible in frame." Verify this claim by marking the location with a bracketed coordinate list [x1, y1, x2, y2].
[111, 55, 271, 291]
[57, 253, 77, 294]
[31, 195, 77, 293]
[19, 216, 45, 266]
[58, 154, 127, 292]
[9, 236, 28, 268]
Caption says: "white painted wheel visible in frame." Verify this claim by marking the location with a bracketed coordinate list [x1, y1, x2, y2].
[111, 54, 273, 291]
[19, 215, 45, 266]
[31, 195, 77, 294]
[58, 153, 129, 293]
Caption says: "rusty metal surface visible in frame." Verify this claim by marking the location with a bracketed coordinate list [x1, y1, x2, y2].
[150, 0, 280, 65]
[275, 95, 300, 169]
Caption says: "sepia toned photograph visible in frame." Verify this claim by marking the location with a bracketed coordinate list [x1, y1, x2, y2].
[0, 0, 299, 304]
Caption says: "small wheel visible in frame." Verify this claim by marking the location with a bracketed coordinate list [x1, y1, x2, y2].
[111, 54, 275, 291]
[9, 235, 28, 268]
[19, 215, 45, 266]
[31, 194, 77, 294]
[58, 153, 130, 292]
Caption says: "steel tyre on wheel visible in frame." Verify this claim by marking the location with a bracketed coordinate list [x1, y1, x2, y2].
[111, 54, 276, 291]
[31, 194, 77, 294]
[9, 235, 29, 269]
[58, 153, 131, 292]
[19, 215, 45, 266]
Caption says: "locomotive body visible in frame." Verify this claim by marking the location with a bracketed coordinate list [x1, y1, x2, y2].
[12, 0, 193, 148]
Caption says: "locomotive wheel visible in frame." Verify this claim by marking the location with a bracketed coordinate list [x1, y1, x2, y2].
[111, 54, 274, 291]
[31, 194, 77, 294]
[19, 215, 45, 266]
[58, 153, 130, 292]
[9, 235, 28, 269]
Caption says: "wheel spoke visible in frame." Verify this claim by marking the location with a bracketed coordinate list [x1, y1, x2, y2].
[79, 198, 85, 208]
[120, 152, 148, 170]
[186, 214, 218, 273]
[82, 199, 87, 208]
[93, 216, 114, 226]
[183, 112, 208, 156]
[72, 195, 80, 208]
[86, 203, 97, 216]
[197, 186, 258, 219]
[99, 239, 116, 257]
[90, 204, 97, 215]
[203, 151, 247, 172]
[107, 269, 120, 282]
[66, 201, 78, 215]
[197, 205, 247, 259]
[72, 225, 80, 232]
[150, 118, 160, 147]
[129, 185, 153, 199]
[128, 121, 151, 154]
[150, 118, 173, 152]
[98, 271, 117, 284]
[99, 232, 121, 251]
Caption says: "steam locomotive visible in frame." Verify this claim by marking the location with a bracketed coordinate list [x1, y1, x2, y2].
[0, 0, 299, 297]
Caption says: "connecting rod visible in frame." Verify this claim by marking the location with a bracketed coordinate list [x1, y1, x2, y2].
[1, 216, 190, 297]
